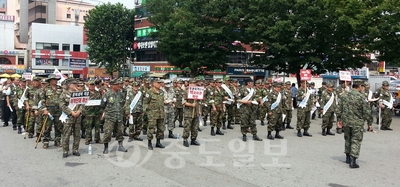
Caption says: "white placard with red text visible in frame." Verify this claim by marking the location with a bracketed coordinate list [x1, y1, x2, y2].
[187, 86, 204, 100]
[22, 73, 33, 81]
[69, 91, 90, 104]
[339, 71, 352, 81]
[300, 69, 312, 81]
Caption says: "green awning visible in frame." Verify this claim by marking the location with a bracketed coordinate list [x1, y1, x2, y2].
[131, 72, 146, 77]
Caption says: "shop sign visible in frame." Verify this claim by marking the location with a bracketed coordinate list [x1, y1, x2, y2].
[227, 67, 266, 76]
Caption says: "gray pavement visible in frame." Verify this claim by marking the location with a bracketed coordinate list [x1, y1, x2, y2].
[0, 109, 399, 187]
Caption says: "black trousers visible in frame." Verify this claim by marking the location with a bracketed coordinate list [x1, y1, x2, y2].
[2, 100, 11, 124]
[292, 97, 297, 108]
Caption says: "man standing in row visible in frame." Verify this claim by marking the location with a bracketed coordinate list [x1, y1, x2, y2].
[14, 78, 27, 134]
[83, 80, 103, 145]
[266, 82, 284, 140]
[320, 82, 336, 136]
[25, 77, 41, 139]
[174, 80, 184, 128]
[377, 81, 393, 130]
[296, 81, 313, 137]
[282, 81, 294, 130]
[125, 82, 144, 142]
[163, 79, 177, 138]
[182, 79, 201, 147]
[210, 79, 227, 136]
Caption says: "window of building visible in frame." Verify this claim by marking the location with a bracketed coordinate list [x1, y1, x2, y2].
[83, 16, 87, 21]
[35, 59, 59, 66]
[62, 59, 69, 66]
[73, 44, 80, 52]
[62, 44, 70, 51]
[36, 42, 59, 50]
[67, 13, 71, 18]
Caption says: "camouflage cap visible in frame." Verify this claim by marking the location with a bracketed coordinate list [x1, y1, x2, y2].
[353, 79, 365, 86]
[189, 78, 196, 83]
[231, 78, 238, 82]
[310, 82, 315, 85]
[132, 82, 140, 87]
[285, 81, 291, 85]
[47, 74, 61, 81]
[273, 82, 283, 87]
[215, 79, 223, 83]
[87, 80, 96, 85]
[153, 78, 164, 83]
[382, 81, 389, 86]
[41, 78, 48, 84]
[177, 79, 184, 84]
[123, 77, 130, 81]
[144, 78, 150, 84]
[20, 78, 26, 82]
[322, 81, 327, 85]
[32, 77, 41, 81]
[326, 82, 334, 88]
[255, 79, 262, 84]
[364, 82, 370, 87]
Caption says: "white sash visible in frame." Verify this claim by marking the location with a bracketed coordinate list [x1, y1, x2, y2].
[262, 95, 268, 104]
[17, 87, 28, 108]
[221, 84, 234, 104]
[323, 93, 334, 115]
[368, 90, 379, 102]
[298, 89, 311, 108]
[271, 93, 281, 110]
[237, 88, 254, 109]
[130, 91, 142, 113]
[382, 94, 393, 109]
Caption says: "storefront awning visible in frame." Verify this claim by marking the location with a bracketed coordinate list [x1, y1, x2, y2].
[149, 72, 167, 78]
[131, 72, 146, 77]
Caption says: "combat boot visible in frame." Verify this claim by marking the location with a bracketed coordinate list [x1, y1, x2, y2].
[345, 153, 350, 164]
[303, 129, 312, 137]
[286, 123, 294, 129]
[17, 126, 22, 134]
[12, 125, 17, 130]
[349, 156, 359, 168]
[210, 127, 216, 136]
[191, 139, 200, 146]
[242, 134, 247, 142]
[43, 142, 49, 149]
[327, 129, 335, 136]
[227, 122, 233, 129]
[63, 152, 68, 158]
[179, 121, 183, 128]
[103, 143, 109, 154]
[322, 128, 327, 136]
[222, 123, 227, 130]
[297, 130, 303, 137]
[168, 130, 176, 139]
[28, 133, 34, 138]
[100, 126, 104, 133]
[72, 151, 80, 156]
[148, 140, 153, 150]
[386, 127, 393, 131]
[133, 137, 143, 141]
[143, 129, 147, 135]
[311, 113, 316, 120]
[261, 121, 265, 126]
[253, 134, 262, 141]
[267, 131, 274, 140]
[123, 130, 129, 136]
[183, 139, 189, 147]
[81, 130, 86, 139]
[281, 123, 286, 131]
[128, 137, 134, 142]
[156, 139, 165, 148]
[203, 119, 207, 126]
[216, 128, 224, 135]
[198, 127, 202, 132]
[111, 132, 116, 138]
[274, 131, 284, 139]
[54, 141, 60, 147]
[3, 122, 8, 127]
[336, 128, 342, 134]
[118, 141, 127, 152]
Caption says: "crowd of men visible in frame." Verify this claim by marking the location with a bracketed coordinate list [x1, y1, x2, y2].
[0, 75, 395, 168]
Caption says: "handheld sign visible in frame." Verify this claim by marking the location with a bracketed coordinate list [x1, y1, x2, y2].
[70, 91, 90, 104]
[339, 71, 352, 81]
[187, 86, 205, 100]
[300, 69, 312, 81]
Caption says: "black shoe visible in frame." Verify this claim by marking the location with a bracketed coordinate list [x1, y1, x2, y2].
[73, 152, 80, 156]
[216, 128, 224, 135]
[210, 127, 215, 136]
[312, 114, 316, 120]
[281, 124, 286, 131]
[303, 130, 312, 137]
[155, 139, 165, 148]
[336, 128, 342, 134]
[286, 124, 294, 129]
[267, 131, 274, 140]
[349, 156, 359, 168]
[168, 131, 176, 139]
[297, 130, 303, 137]
[345, 154, 350, 164]
[327, 129, 335, 135]
[63, 152, 68, 158]
[49, 137, 54, 141]
[103, 143, 109, 154]
[190, 139, 200, 146]
[54, 141, 59, 147]
[3, 123, 8, 127]
[242, 134, 247, 142]
[198, 127, 202, 132]
[12, 125, 17, 130]
[148, 140, 153, 150]
[179, 122, 183, 128]
[227, 124, 234, 129]
[81, 134, 86, 139]
[17, 127, 22, 134]
[100, 127, 104, 133]
[253, 135, 262, 141]
[183, 139, 189, 147]
[386, 127, 393, 131]
[118, 141, 127, 152]
[123, 132, 129, 136]
[222, 124, 227, 130]
[203, 120, 207, 126]
[322, 129, 327, 136]
[28, 134, 34, 138]
[111, 133, 116, 138]
[261, 121, 265, 126]
[128, 138, 134, 142]
[133, 137, 143, 141]
[274, 131, 284, 139]
[143, 130, 147, 135]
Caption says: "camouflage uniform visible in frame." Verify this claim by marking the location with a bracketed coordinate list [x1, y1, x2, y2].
[282, 81, 293, 129]
[238, 84, 261, 141]
[202, 82, 213, 125]
[33, 80, 47, 137]
[163, 86, 176, 132]
[224, 83, 235, 128]
[256, 82, 268, 125]
[335, 83, 349, 133]
[363, 83, 374, 130]
[14, 81, 27, 133]
[337, 80, 368, 168]
[296, 84, 313, 136]
[174, 85, 184, 127]
[141, 84, 151, 134]
[60, 86, 84, 156]
[124, 84, 143, 141]
[265, 83, 285, 139]
[319, 83, 337, 135]
[182, 86, 200, 146]
[83, 83, 102, 143]
[41, 82, 64, 146]
[376, 81, 393, 130]
[143, 86, 165, 141]
[210, 80, 227, 135]
[101, 88, 125, 144]
[24, 81, 41, 137]
[8, 84, 17, 127]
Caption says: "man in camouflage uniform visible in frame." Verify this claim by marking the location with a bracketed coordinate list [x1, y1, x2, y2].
[265, 82, 285, 140]
[337, 80, 368, 168]
[7, 77, 19, 130]
[125, 82, 144, 142]
[230, 79, 241, 124]
[255, 79, 268, 126]
[14, 78, 27, 134]
[24, 77, 41, 138]
[141, 78, 151, 135]
[317, 82, 327, 118]
[210, 79, 227, 136]
[143, 78, 165, 150]
[174, 80, 184, 128]
[376, 81, 393, 130]
[222, 79, 235, 130]
[363, 82, 376, 132]
[182, 79, 201, 147]
[309, 82, 319, 120]
[122, 77, 132, 136]
[237, 79, 262, 141]
[296, 81, 313, 137]
[101, 79, 127, 154]
[163, 79, 177, 138]
[33, 78, 48, 142]
[319, 82, 337, 136]
[60, 79, 84, 157]
[83, 80, 103, 145]
[39, 74, 64, 148]
[202, 80, 214, 126]
[282, 81, 294, 130]
[335, 81, 350, 134]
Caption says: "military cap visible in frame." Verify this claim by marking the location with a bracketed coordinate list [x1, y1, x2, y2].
[152, 78, 164, 83]
[382, 81, 389, 86]
[132, 82, 140, 87]
[215, 79, 223, 83]
[32, 77, 41, 81]
[364, 82, 370, 87]
[109, 79, 119, 85]
[310, 82, 315, 85]
[123, 77, 130, 81]
[285, 81, 291, 85]
[353, 79, 365, 86]
[144, 78, 150, 83]
[231, 78, 238, 82]
[41, 78, 48, 84]
[273, 82, 283, 87]
[20, 78, 26, 82]
[326, 82, 334, 88]
[173, 79, 178, 83]
[322, 81, 327, 85]
[255, 79, 262, 84]
[177, 79, 184, 84]
[188, 78, 196, 84]
[47, 74, 61, 81]
[87, 80, 96, 85]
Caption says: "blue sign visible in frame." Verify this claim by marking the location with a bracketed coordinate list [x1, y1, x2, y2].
[227, 67, 266, 76]
[69, 59, 87, 68]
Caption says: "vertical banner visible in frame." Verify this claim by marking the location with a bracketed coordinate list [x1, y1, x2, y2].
[379, 61, 385, 73]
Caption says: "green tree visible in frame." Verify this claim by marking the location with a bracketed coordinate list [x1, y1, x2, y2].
[242, 0, 371, 83]
[84, 3, 135, 77]
[146, 0, 245, 77]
